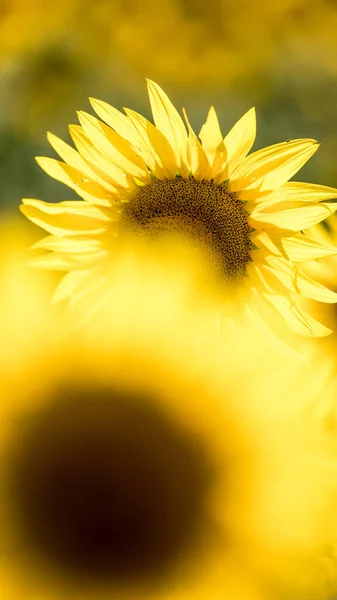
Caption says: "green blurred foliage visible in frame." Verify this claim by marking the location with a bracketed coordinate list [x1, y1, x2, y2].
[1, 0, 337, 217]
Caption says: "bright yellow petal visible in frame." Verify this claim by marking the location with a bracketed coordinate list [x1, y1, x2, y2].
[222, 107, 256, 178]
[199, 107, 223, 153]
[146, 79, 189, 174]
[264, 293, 332, 337]
[47, 132, 99, 181]
[90, 98, 178, 176]
[230, 139, 318, 193]
[20, 199, 111, 236]
[68, 125, 136, 193]
[182, 108, 211, 180]
[254, 231, 337, 262]
[250, 201, 337, 230]
[89, 98, 142, 147]
[77, 111, 151, 182]
[124, 108, 178, 178]
[263, 256, 337, 303]
[47, 131, 130, 198]
[255, 181, 337, 208]
[247, 262, 327, 335]
[36, 157, 115, 206]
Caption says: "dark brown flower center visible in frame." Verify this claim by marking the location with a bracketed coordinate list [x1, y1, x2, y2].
[6, 385, 213, 587]
[120, 177, 253, 284]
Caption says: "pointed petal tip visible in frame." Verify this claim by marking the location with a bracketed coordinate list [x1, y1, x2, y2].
[76, 110, 87, 122]
[89, 97, 101, 108]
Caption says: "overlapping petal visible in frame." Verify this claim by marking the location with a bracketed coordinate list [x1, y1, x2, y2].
[250, 201, 337, 231]
[68, 125, 137, 192]
[77, 112, 151, 183]
[20, 199, 111, 236]
[230, 139, 318, 193]
[254, 231, 337, 262]
[199, 107, 223, 153]
[146, 79, 189, 173]
[123, 108, 178, 178]
[35, 157, 116, 206]
[222, 107, 256, 179]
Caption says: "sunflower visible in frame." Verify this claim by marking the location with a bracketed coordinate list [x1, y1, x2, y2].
[21, 80, 337, 337]
[1, 264, 337, 600]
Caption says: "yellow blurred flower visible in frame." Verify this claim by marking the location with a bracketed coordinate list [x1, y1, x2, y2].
[21, 80, 337, 338]
[2, 0, 337, 87]
[0, 217, 57, 381]
[1, 237, 337, 600]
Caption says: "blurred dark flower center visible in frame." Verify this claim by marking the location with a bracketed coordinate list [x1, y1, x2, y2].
[7, 386, 212, 585]
[121, 177, 253, 284]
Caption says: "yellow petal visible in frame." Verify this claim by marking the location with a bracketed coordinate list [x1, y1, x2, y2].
[247, 263, 330, 335]
[68, 266, 108, 308]
[264, 293, 332, 337]
[246, 290, 302, 358]
[264, 256, 337, 303]
[47, 131, 127, 198]
[182, 108, 211, 180]
[230, 139, 318, 192]
[31, 234, 104, 253]
[77, 111, 151, 182]
[20, 199, 110, 236]
[256, 181, 337, 208]
[47, 132, 98, 180]
[68, 125, 135, 193]
[250, 201, 337, 230]
[36, 157, 115, 206]
[124, 108, 178, 177]
[254, 231, 337, 262]
[223, 107, 256, 178]
[146, 79, 188, 172]
[52, 270, 91, 305]
[89, 98, 141, 147]
[199, 106, 223, 153]
[28, 250, 107, 271]
[199, 109, 227, 179]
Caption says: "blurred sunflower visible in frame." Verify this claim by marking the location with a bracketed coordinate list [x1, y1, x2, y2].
[21, 81, 337, 337]
[1, 258, 337, 600]
[3, 0, 337, 88]
[0, 217, 57, 379]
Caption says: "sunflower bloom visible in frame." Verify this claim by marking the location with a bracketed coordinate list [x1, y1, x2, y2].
[1, 263, 337, 600]
[21, 80, 337, 337]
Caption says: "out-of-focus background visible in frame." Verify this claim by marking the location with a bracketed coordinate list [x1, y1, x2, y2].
[1, 0, 337, 216]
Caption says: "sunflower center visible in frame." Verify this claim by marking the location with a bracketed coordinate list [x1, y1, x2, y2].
[7, 385, 212, 586]
[120, 177, 253, 284]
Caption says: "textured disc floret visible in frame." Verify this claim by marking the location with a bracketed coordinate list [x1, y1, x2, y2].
[121, 177, 253, 284]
